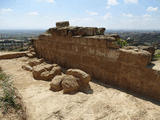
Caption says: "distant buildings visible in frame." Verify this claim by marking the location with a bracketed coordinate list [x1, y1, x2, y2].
[0, 39, 29, 50]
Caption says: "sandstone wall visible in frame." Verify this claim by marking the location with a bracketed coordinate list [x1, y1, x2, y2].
[33, 23, 160, 101]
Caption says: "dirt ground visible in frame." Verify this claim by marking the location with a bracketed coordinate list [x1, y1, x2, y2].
[0, 56, 160, 120]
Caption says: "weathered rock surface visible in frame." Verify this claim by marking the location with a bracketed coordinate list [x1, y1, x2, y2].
[32, 63, 61, 81]
[56, 21, 70, 28]
[66, 69, 91, 87]
[61, 75, 80, 94]
[26, 53, 35, 58]
[124, 46, 155, 57]
[50, 69, 91, 94]
[0, 52, 27, 59]
[28, 58, 44, 67]
[139, 46, 155, 57]
[50, 75, 65, 92]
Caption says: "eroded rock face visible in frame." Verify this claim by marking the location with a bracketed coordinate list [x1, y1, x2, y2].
[139, 46, 155, 57]
[66, 69, 91, 87]
[61, 75, 80, 94]
[32, 63, 61, 81]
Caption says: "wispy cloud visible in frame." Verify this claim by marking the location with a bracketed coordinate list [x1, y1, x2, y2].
[106, 0, 119, 9]
[122, 13, 133, 17]
[146, 6, 158, 12]
[0, 8, 13, 14]
[86, 10, 98, 16]
[37, 0, 55, 3]
[124, 0, 138, 4]
[103, 13, 112, 20]
[143, 14, 151, 17]
[28, 11, 39, 16]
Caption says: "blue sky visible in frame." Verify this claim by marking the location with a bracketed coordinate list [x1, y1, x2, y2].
[0, 0, 160, 30]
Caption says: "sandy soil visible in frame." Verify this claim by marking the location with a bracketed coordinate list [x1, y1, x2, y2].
[0, 56, 160, 120]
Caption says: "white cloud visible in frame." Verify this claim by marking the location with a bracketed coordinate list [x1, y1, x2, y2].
[37, 0, 55, 3]
[106, 0, 119, 9]
[122, 13, 133, 17]
[86, 10, 98, 16]
[143, 14, 151, 17]
[124, 0, 138, 4]
[104, 13, 112, 20]
[146, 6, 158, 12]
[46, 0, 54, 3]
[28, 12, 39, 16]
[0, 8, 13, 14]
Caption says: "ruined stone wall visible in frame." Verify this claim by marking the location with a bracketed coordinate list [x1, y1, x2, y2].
[33, 22, 160, 101]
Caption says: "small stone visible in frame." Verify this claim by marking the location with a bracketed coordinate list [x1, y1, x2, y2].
[22, 65, 32, 72]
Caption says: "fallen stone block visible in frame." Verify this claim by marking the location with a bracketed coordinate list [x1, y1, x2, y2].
[26, 53, 35, 58]
[40, 66, 61, 81]
[28, 58, 44, 67]
[62, 75, 80, 94]
[66, 69, 91, 87]
[32, 63, 61, 81]
[0, 52, 27, 59]
[56, 21, 70, 28]
[50, 75, 66, 92]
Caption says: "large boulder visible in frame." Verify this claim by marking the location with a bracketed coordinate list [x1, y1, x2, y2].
[50, 75, 66, 92]
[66, 69, 91, 88]
[61, 75, 80, 94]
[32, 63, 61, 81]
[40, 66, 61, 81]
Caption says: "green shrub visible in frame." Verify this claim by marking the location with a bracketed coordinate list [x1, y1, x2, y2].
[0, 72, 21, 114]
[117, 38, 128, 48]
[154, 49, 160, 60]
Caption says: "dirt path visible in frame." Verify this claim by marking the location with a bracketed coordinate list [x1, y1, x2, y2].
[0, 57, 160, 120]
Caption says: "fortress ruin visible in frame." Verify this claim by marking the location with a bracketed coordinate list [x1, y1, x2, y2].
[32, 21, 160, 101]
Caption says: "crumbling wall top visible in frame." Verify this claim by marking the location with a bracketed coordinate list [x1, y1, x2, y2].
[48, 21, 106, 37]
